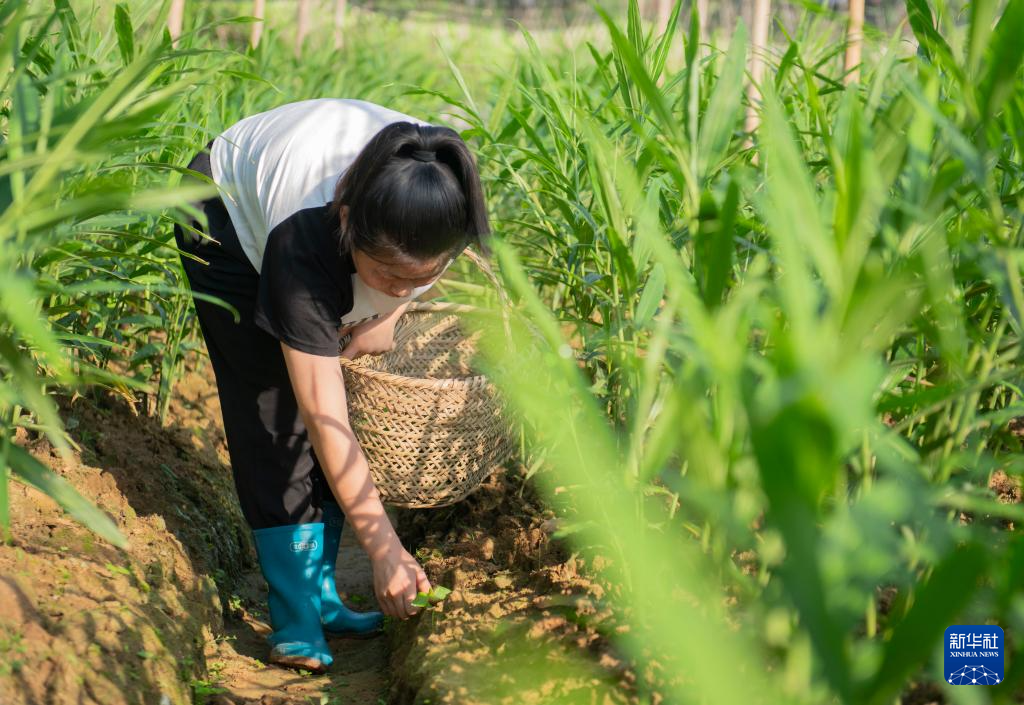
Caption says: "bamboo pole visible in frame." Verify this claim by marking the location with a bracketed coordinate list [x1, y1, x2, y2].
[167, 0, 185, 47]
[844, 0, 865, 84]
[334, 0, 348, 50]
[296, 0, 312, 58]
[744, 0, 771, 148]
[251, 0, 266, 49]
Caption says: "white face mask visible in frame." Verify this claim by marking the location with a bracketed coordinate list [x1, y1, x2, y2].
[338, 256, 453, 330]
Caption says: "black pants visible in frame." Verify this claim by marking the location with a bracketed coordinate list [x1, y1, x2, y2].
[173, 141, 336, 530]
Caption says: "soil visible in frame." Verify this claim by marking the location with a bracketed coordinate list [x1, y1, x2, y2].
[0, 353, 242, 705]
[156, 356, 396, 705]
[1, 341, 638, 705]
[196, 519, 393, 705]
[384, 465, 644, 705]
[0, 352, 395, 705]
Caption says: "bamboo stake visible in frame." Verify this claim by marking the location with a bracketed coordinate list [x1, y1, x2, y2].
[334, 0, 348, 50]
[296, 0, 312, 58]
[167, 0, 185, 47]
[744, 0, 771, 149]
[251, 0, 266, 49]
[844, 0, 865, 84]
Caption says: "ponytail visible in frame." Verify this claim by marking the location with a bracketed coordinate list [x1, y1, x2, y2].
[329, 121, 492, 261]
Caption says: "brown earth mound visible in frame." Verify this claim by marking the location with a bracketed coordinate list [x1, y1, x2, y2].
[0, 352, 403, 705]
[0, 355, 250, 705]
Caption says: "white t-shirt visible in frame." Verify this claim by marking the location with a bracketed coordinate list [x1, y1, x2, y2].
[210, 97, 432, 272]
[209, 98, 452, 355]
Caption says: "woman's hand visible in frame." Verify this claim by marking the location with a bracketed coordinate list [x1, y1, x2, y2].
[340, 300, 414, 359]
[371, 542, 432, 620]
[339, 315, 397, 359]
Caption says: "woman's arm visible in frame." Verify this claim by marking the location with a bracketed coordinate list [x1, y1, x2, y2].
[280, 342, 401, 563]
[282, 340, 431, 619]
[339, 300, 412, 359]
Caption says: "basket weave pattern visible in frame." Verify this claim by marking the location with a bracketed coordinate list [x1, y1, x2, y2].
[339, 301, 516, 508]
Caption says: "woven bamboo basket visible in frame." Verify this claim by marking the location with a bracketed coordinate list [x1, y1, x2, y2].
[337, 251, 517, 509]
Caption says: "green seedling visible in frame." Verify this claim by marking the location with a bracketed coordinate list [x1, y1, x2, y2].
[410, 585, 452, 608]
[189, 678, 226, 700]
[104, 562, 132, 576]
[415, 546, 443, 562]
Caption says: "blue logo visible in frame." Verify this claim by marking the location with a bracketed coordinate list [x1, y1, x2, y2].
[944, 625, 1004, 685]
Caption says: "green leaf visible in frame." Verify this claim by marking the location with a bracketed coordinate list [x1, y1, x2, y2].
[650, 0, 681, 82]
[698, 177, 738, 310]
[634, 263, 665, 327]
[428, 585, 451, 603]
[860, 543, 988, 704]
[412, 586, 451, 609]
[967, 0, 999, 78]
[105, 561, 132, 576]
[626, 0, 644, 60]
[472, 239, 785, 705]
[904, 0, 959, 76]
[751, 395, 851, 700]
[979, 0, 1024, 121]
[698, 22, 747, 181]
[114, 4, 134, 66]
[757, 80, 839, 358]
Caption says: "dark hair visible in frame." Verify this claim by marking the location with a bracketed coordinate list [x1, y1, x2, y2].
[328, 121, 491, 262]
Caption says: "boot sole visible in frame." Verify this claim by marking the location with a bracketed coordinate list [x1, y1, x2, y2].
[324, 627, 385, 640]
[268, 652, 330, 674]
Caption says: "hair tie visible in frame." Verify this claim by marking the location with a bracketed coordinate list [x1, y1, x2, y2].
[410, 149, 436, 162]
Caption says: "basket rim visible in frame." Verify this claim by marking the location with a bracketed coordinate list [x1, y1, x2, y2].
[338, 300, 497, 390]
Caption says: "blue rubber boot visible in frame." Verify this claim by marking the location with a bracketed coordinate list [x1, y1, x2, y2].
[251, 522, 334, 672]
[321, 501, 385, 638]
